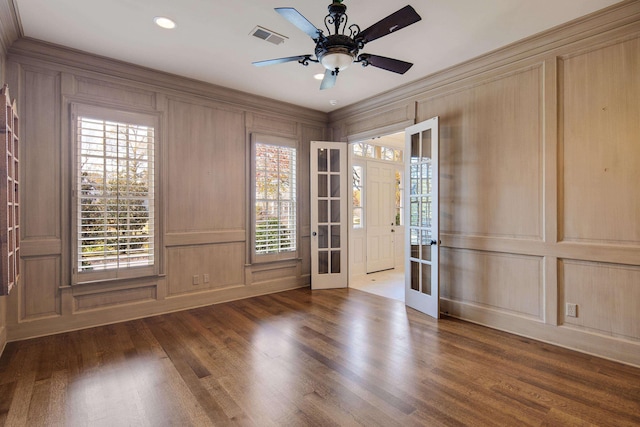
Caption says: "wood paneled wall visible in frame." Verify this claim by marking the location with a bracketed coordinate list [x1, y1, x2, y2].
[2, 37, 326, 341]
[329, 1, 640, 366]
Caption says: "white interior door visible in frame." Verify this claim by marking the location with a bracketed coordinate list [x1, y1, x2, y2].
[405, 117, 440, 318]
[366, 162, 396, 273]
[310, 141, 348, 289]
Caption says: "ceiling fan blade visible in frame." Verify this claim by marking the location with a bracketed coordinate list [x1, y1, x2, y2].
[320, 69, 337, 90]
[252, 55, 310, 67]
[360, 54, 413, 74]
[357, 5, 422, 45]
[275, 7, 323, 40]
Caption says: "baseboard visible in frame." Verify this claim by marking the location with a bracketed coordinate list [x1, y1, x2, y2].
[442, 298, 640, 368]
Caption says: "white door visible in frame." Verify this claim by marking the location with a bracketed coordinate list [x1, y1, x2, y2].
[310, 141, 348, 289]
[405, 117, 439, 318]
[366, 162, 396, 273]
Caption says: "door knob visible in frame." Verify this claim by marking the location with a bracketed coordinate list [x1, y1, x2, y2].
[429, 239, 437, 245]
[312, 231, 317, 236]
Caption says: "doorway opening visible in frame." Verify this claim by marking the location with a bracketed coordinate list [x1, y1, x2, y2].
[348, 131, 405, 302]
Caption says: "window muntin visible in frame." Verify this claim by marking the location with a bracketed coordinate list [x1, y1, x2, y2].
[74, 107, 156, 281]
[254, 141, 297, 259]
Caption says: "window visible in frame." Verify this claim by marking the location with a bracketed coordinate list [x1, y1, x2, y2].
[352, 164, 364, 228]
[395, 169, 404, 226]
[253, 135, 298, 261]
[353, 142, 375, 158]
[73, 105, 156, 282]
[353, 142, 402, 162]
[381, 147, 395, 161]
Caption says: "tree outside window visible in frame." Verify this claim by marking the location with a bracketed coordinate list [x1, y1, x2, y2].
[353, 165, 363, 228]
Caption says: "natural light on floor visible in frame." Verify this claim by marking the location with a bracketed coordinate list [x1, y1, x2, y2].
[349, 268, 404, 302]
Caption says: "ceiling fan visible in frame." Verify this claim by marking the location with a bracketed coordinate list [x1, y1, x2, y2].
[252, 0, 422, 90]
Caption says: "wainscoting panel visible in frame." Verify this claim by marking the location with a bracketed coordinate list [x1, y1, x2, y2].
[420, 65, 543, 240]
[166, 98, 246, 233]
[166, 243, 245, 296]
[74, 284, 157, 312]
[20, 256, 61, 320]
[22, 67, 61, 240]
[560, 36, 640, 245]
[75, 76, 156, 108]
[250, 264, 298, 285]
[440, 248, 543, 320]
[560, 259, 640, 341]
[249, 113, 297, 135]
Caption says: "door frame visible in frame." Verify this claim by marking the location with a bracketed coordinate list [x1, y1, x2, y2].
[347, 134, 405, 279]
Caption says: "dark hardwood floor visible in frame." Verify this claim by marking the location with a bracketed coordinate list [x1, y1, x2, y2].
[1, 288, 639, 426]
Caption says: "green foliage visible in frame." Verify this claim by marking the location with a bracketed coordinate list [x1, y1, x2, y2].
[80, 169, 150, 269]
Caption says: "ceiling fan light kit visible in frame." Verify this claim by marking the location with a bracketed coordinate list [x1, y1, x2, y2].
[318, 48, 354, 71]
[252, 0, 421, 90]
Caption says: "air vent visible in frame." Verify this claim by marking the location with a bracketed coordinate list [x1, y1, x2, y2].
[250, 26, 287, 45]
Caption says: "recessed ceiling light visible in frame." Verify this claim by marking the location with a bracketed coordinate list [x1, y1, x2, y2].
[329, 100, 338, 106]
[154, 16, 176, 29]
[314, 73, 324, 80]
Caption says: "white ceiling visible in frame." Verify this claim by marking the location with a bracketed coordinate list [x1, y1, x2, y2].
[14, 0, 622, 113]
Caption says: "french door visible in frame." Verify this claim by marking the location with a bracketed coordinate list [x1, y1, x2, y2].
[405, 117, 440, 318]
[310, 141, 348, 289]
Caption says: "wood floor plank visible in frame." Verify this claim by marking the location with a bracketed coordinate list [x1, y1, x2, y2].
[0, 381, 17, 425]
[144, 315, 228, 425]
[0, 287, 639, 426]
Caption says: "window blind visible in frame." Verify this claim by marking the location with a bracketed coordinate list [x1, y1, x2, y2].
[77, 116, 154, 273]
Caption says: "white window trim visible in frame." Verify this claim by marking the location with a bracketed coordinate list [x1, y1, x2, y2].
[71, 103, 159, 284]
[250, 133, 300, 263]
